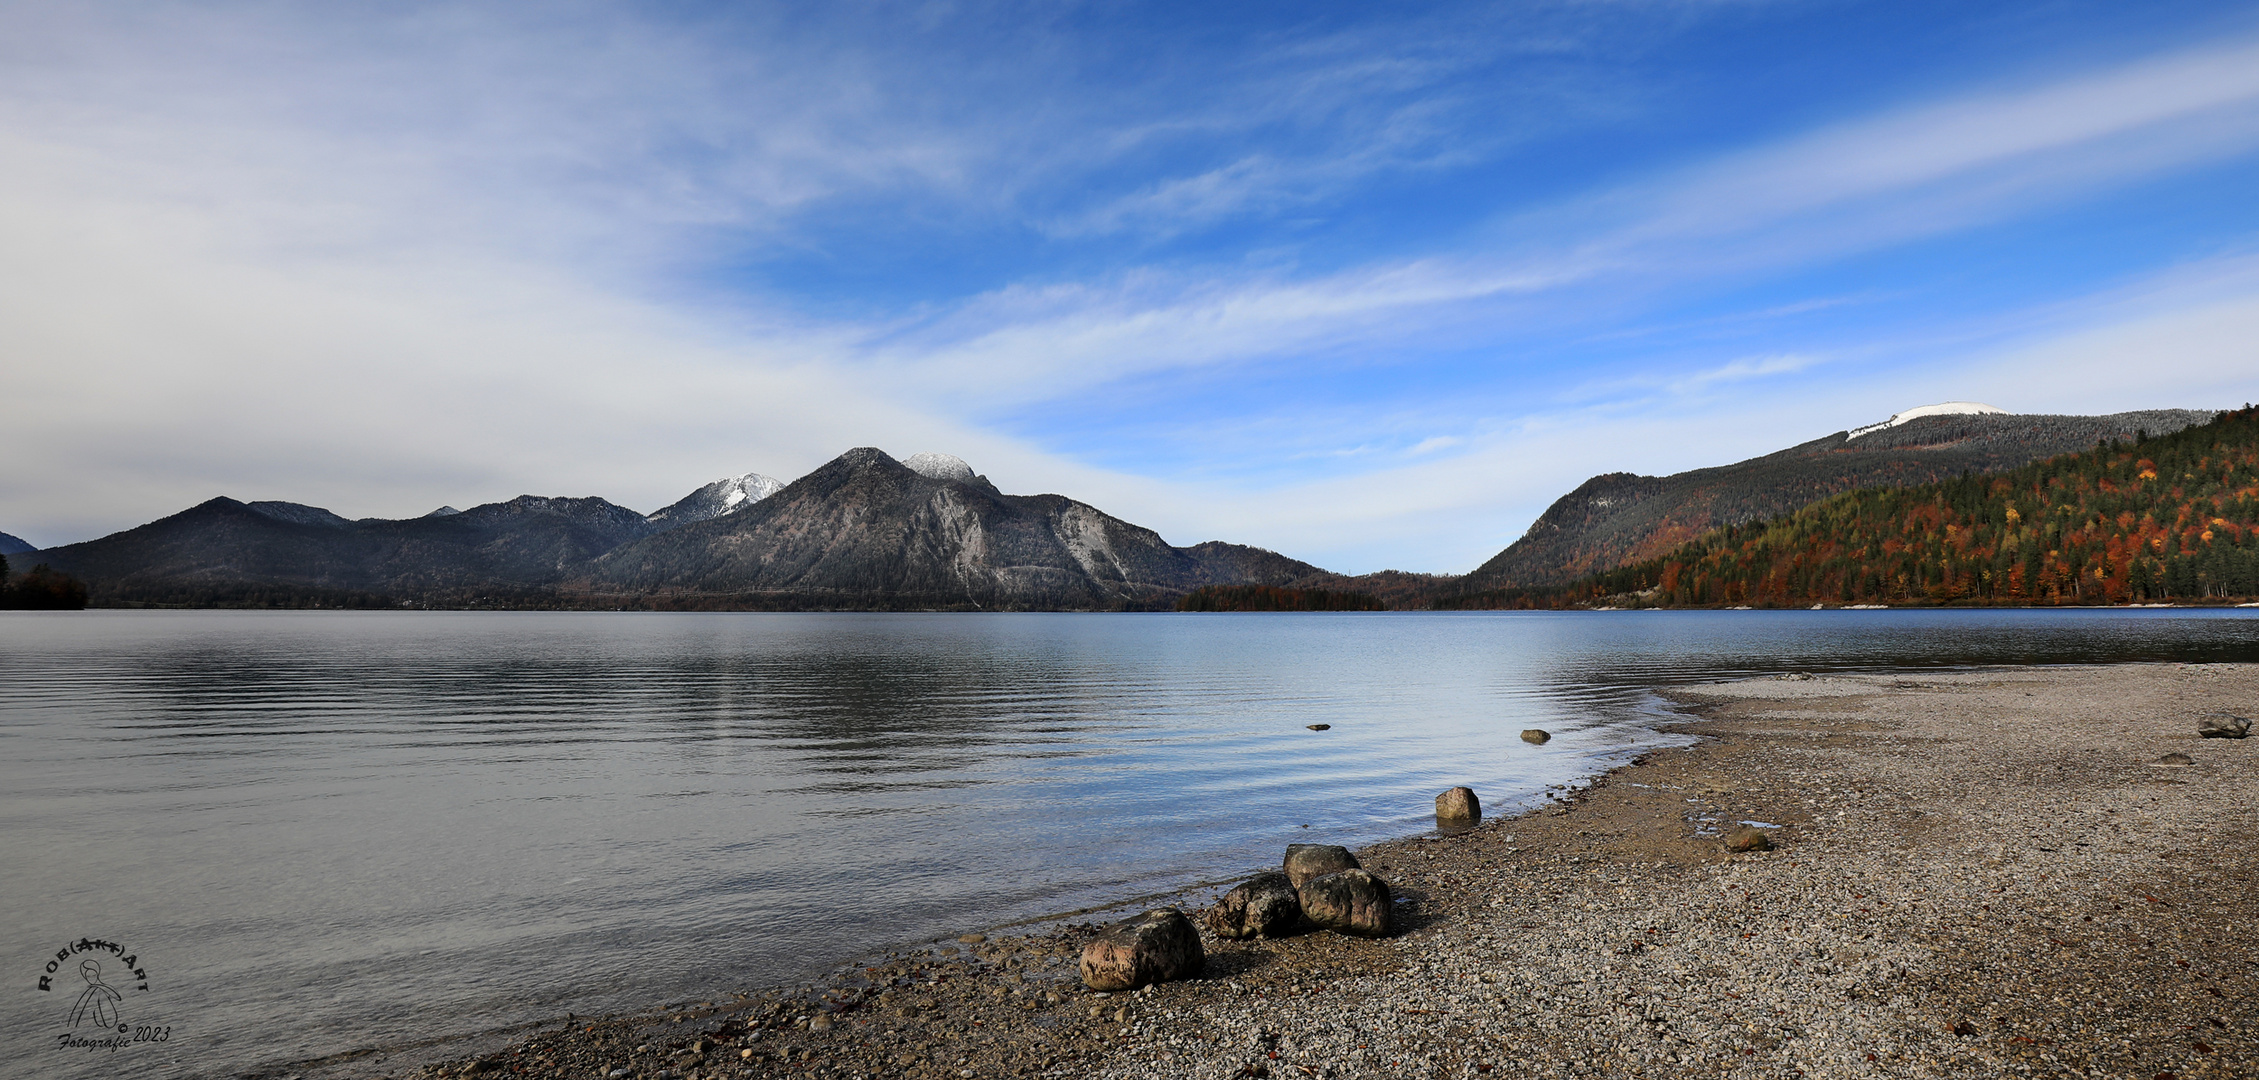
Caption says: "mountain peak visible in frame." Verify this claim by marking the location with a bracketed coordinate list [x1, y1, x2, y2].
[834, 447, 900, 471]
[647, 472, 785, 527]
[246, 501, 353, 529]
[902, 452, 976, 483]
[1847, 401, 2008, 440]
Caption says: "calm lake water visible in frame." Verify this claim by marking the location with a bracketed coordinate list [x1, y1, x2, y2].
[3, 608, 2255, 1078]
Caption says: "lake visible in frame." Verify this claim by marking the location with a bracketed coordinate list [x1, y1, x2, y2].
[3, 608, 2254, 1078]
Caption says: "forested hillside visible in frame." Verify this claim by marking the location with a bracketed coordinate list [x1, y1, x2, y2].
[1466, 409, 2216, 588]
[1458, 405, 2259, 608]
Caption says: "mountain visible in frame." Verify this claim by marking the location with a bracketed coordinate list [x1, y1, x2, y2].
[646, 472, 786, 528]
[581, 447, 1333, 610]
[30, 494, 658, 606]
[1544, 405, 2259, 607]
[0, 530, 34, 556]
[245, 500, 356, 528]
[22, 450, 1343, 609]
[1467, 407, 2217, 589]
[901, 452, 979, 483]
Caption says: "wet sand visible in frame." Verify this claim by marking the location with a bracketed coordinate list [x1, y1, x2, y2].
[331, 663, 2259, 1080]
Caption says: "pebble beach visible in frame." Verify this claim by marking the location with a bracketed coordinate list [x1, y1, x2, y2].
[347, 663, 2255, 1080]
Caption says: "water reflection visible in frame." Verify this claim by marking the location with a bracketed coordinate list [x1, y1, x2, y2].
[0, 608, 2253, 1080]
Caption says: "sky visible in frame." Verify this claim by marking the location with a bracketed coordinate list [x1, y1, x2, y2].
[5, 0, 2259, 573]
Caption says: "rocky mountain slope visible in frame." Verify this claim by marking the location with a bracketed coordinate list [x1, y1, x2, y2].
[29, 494, 663, 605]
[1468, 408, 2216, 589]
[585, 448, 1332, 609]
[646, 472, 786, 527]
[25, 450, 1343, 609]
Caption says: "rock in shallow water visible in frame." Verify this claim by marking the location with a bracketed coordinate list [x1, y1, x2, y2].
[1208, 871, 1303, 939]
[1283, 843, 1361, 886]
[1521, 729, 1551, 744]
[1723, 825, 1773, 852]
[1299, 869, 1393, 936]
[1079, 908, 1203, 991]
[1436, 786, 1481, 824]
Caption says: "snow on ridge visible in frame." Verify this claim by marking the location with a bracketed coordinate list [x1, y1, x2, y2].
[716, 472, 784, 506]
[1845, 401, 2009, 440]
[903, 452, 976, 482]
[647, 472, 784, 525]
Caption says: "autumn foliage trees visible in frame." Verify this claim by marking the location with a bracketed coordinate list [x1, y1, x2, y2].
[0, 556, 89, 609]
[1452, 405, 2259, 609]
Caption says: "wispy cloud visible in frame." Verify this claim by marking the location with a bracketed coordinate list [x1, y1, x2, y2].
[1669, 353, 1824, 393]
[4, 3, 2258, 572]
[871, 32, 2259, 407]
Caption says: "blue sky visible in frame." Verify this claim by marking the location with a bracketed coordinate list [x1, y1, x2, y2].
[4, 1, 2258, 572]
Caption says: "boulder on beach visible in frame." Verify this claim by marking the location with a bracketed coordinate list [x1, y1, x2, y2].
[1521, 729, 1551, 744]
[1283, 843, 1361, 886]
[1722, 825, 1773, 852]
[1436, 786, 1481, 824]
[1298, 869, 1393, 937]
[2196, 715, 2251, 739]
[1207, 871, 1303, 939]
[1079, 908, 1204, 991]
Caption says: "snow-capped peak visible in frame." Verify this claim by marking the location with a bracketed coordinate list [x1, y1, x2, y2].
[902, 452, 976, 483]
[647, 472, 785, 526]
[1845, 401, 2008, 440]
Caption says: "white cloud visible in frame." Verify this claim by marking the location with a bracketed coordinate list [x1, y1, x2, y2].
[5, 5, 2259, 574]
[1669, 353, 1824, 392]
[1406, 435, 1465, 456]
[1098, 257, 2259, 573]
[837, 32, 2259, 411]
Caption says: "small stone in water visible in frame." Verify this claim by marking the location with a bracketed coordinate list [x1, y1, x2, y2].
[1307, 723, 1331, 730]
[1723, 825, 1773, 852]
[1436, 786, 1481, 824]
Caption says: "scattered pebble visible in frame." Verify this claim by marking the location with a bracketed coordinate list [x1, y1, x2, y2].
[355, 664, 2256, 1080]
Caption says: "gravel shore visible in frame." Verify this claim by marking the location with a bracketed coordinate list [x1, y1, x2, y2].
[378, 662, 2256, 1080]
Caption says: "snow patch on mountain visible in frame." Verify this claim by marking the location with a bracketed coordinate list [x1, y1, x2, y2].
[648, 472, 785, 527]
[1846, 402, 2009, 440]
[903, 452, 976, 483]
